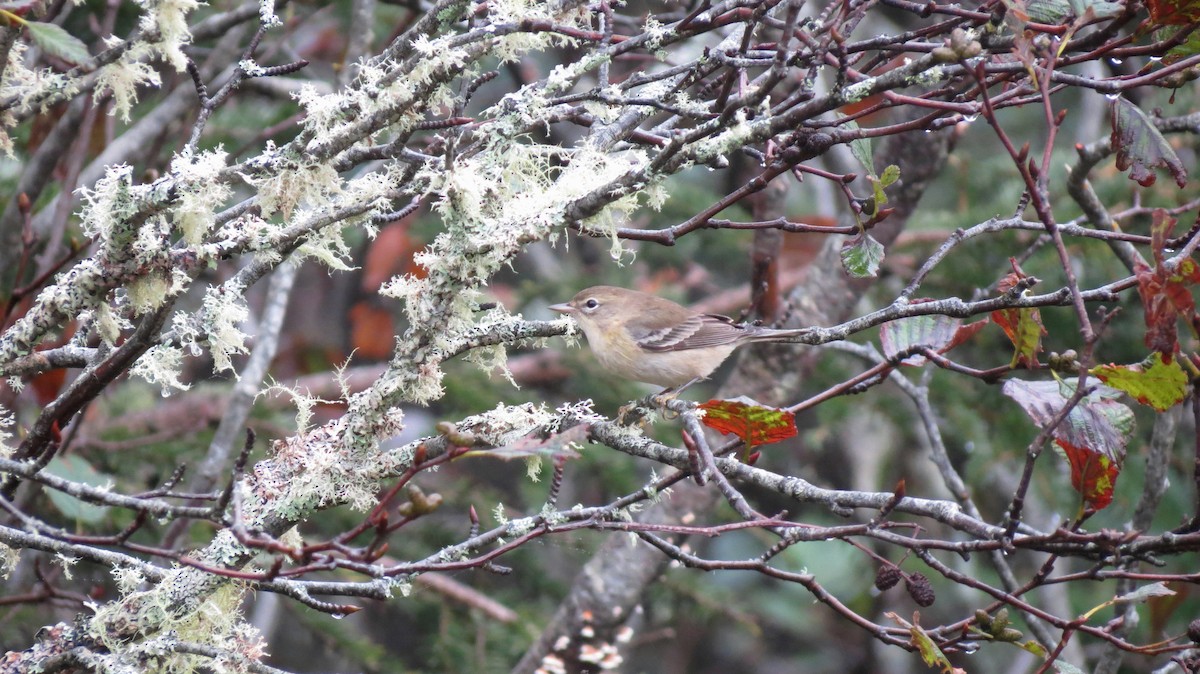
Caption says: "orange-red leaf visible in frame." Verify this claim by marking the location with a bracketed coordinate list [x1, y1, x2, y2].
[1003, 379, 1133, 510]
[1134, 211, 1200, 357]
[1146, 0, 1200, 25]
[991, 307, 1046, 368]
[698, 398, 798, 448]
[1056, 438, 1121, 509]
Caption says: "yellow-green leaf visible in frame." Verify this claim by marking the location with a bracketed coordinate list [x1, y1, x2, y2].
[1091, 352, 1188, 411]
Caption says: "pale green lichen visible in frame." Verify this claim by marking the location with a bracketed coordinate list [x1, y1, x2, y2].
[135, 0, 202, 72]
[130, 344, 191, 394]
[0, 404, 15, 459]
[170, 148, 232, 245]
[0, 542, 18, 579]
[199, 284, 250, 374]
[910, 65, 947, 87]
[94, 56, 162, 123]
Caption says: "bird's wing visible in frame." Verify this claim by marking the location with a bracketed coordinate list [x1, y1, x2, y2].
[631, 314, 747, 352]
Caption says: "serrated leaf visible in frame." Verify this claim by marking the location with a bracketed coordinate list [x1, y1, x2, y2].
[840, 234, 884, 278]
[1110, 97, 1188, 188]
[1146, 0, 1200, 24]
[1164, 29, 1200, 63]
[44, 455, 111, 524]
[1070, 0, 1124, 16]
[1003, 378, 1133, 509]
[1056, 438, 1121, 508]
[1026, 0, 1070, 22]
[878, 163, 900, 187]
[698, 397, 798, 448]
[1091, 352, 1188, 411]
[1133, 210, 1200, 357]
[991, 307, 1046, 368]
[880, 313, 988, 366]
[24, 20, 89, 64]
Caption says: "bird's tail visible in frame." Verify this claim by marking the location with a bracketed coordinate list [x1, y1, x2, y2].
[743, 326, 811, 344]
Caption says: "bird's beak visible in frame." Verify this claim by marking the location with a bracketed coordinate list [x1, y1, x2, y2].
[548, 303, 574, 315]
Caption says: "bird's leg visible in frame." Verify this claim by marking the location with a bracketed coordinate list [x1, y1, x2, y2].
[651, 377, 703, 415]
[617, 378, 704, 425]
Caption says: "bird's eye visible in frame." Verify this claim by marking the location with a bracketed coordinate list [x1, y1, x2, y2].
[584, 298, 600, 310]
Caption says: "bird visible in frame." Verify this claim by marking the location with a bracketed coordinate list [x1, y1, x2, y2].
[549, 286, 808, 389]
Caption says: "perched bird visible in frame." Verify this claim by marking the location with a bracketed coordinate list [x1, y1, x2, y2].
[549, 286, 808, 388]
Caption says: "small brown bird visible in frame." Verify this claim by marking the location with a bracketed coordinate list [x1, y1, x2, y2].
[549, 286, 808, 388]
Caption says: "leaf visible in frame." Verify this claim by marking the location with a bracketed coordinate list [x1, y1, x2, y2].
[1068, 0, 1123, 17]
[1090, 352, 1188, 411]
[1115, 581, 1176, 604]
[1082, 582, 1178, 620]
[0, 1, 39, 15]
[1145, 0, 1200, 25]
[1053, 661, 1087, 674]
[880, 313, 988, 366]
[1056, 438, 1121, 509]
[841, 234, 884, 278]
[878, 163, 900, 188]
[1133, 210, 1200, 357]
[991, 307, 1046, 367]
[698, 397, 798, 448]
[1020, 641, 1048, 658]
[1026, 0, 1071, 23]
[1003, 378, 1133, 509]
[24, 20, 89, 64]
[886, 612, 964, 674]
[846, 120, 875, 175]
[1110, 97, 1188, 188]
[1164, 29, 1200, 63]
[44, 455, 112, 524]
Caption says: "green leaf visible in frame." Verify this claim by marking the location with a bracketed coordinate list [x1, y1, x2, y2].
[25, 20, 89, 64]
[991, 307, 1046, 368]
[1110, 96, 1188, 188]
[1053, 661, 1086, 674]
[44, 455, 111, 524]
[845, 120, 875, 176]
[880, 313, 988, 366]
[1026, 0, 1070, 23]
[1020, 641, 1048, 658]
[840, 234, 884, 278]
[1090, 352, 1188, 411]
[878, 163, 900, 187]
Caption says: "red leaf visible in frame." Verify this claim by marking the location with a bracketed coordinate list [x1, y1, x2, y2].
[1003, 379, 1133, 510]
[1146, 0, 1200, 25]
[991, 307, 1046, 368]
[1056, 439, 1121, 509]
[1133, 211, 1200, 357]
[698, 397, 798, 449]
